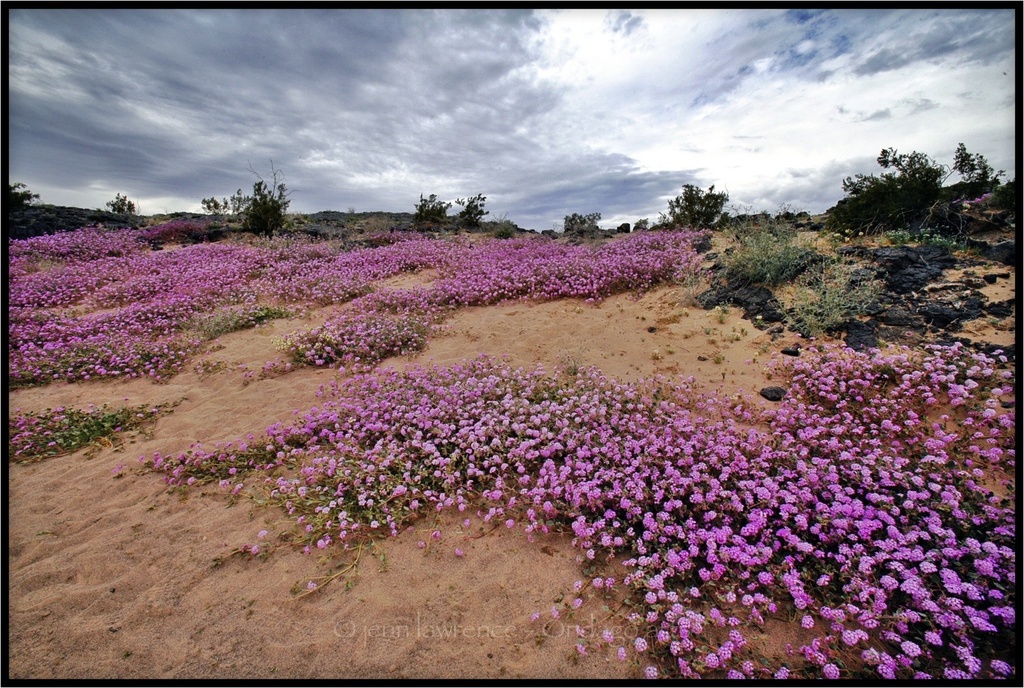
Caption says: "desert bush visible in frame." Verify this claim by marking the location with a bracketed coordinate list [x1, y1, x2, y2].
[201, 196, 228, 214]
[201, 190, 249, 216]
[724, 218, 818, 285]
[358, 213, 392, 234]
[9, 403, 167, 463]
[414, 194, 451, 225]
[885, 226, 968, 252]
[633, 218, 650, 232]
[949, 142, 1004, 200]
[827, 143, 1003, 236]
[455, 193, 489, 228]
[8, 182, 40, 211]
[242, 163, 291, 238]
[492, 221, 516, 239]
[106, 193, 138, 215]
[186, 303, 291, 340]
[989, 178, 1016, 214]
[787, 260, 881, 337]
[659, 184, 729, 229]
[674, 269, 708, 308]
[139, 218, 217, 244]
[563, 212, 601, 233]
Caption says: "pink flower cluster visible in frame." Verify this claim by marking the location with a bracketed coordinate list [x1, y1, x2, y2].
[147, 343, 1015, 679]
[8, 231, 456, 385]
[276, 230, 708, 368]
[9, 228, 705, 386]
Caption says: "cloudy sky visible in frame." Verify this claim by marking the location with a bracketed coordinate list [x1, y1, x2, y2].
[7, 8, 1017, 230]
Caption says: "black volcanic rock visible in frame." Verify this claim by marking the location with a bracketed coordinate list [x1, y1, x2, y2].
[697, 279, 786, 325]
[844, 320, 879, 351]
[759, 386, 787, 401]
[7, 205, 139, 239]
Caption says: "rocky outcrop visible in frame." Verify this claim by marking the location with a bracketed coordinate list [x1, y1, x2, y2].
[7, 205, 140, 239]
[696, 279, 787, 326]
[838, 244, 959, 294]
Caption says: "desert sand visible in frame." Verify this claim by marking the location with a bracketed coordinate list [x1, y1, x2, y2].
[6, 238, 1015, 680]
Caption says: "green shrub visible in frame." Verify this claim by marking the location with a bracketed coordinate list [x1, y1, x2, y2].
[106, 193, 138, 215]
[659, 184, 729, 230]
[990, 178, 1016, 214]
[885, 226, 969, 252]
[563, 212, 601, 233]
[187, 303, 291, 340]
[455, 194, 489, 228]
[827, 143, 1002, 236]
[414, 194, 451, 225]
[8, 182, 40, 210]
[492, 222, 516, 239]
[787, 260, 881, 338]
[950, 142, 1003, 200]
[724, 218, 817, 286]
[201, 190, 249, 217]
[243, 163, 291, 238]
[9, 403, 167, 463]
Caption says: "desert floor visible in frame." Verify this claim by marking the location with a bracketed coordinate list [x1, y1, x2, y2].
[7, 237, 1015, 680]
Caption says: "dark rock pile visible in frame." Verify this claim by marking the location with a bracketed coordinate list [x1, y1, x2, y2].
[698, 240, 1015, 360]
[7, 205, 140, 240]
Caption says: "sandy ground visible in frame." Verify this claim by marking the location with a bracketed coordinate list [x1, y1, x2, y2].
[6, 244, 1015, 680]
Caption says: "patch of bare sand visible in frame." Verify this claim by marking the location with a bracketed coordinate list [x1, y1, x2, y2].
[12, 265, 1008, 680]
[7, 459, 632, 679]
[387, 286, 803, 397]
[11, 286, 686, 680]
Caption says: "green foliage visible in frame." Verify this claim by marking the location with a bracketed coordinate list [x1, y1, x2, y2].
[828, 143, 1002, 236]
[787, 260, 882, 338]
[724, 217, 818, 286]
[492, 222, 516, 239]
[8, 182, 40, 210]
[186, 303, 292, 341]
[633, 218, 650, 232]
[455, 193, 489, 228]
[243, 163, 291, 238]
[886, 226, 969, 253]
[106, 193, 138, 215]
[951, 142, 1003, 199]
[201, 196, 226, 214]
[202, 189, 252, 217]
[414, 194, 451, 225]
[563, 212, 601, 233]
[659, 184, 729, 229]
[990, 178, 1016, 214]
[8, 403, 168, 463]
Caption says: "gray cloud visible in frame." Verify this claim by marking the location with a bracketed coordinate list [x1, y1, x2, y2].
[606, 10, 645, 37]
[852, 9, 1015, 76]
[7, 8, 1016, 228]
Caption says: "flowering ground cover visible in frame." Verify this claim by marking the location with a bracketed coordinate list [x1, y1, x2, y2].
[146, 342, 1015, 680]
[8, 402, 169, 463]
[8, 229, 705, 386]
[7, 225, 1016, 679]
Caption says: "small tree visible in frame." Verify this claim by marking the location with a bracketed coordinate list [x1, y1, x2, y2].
[201, 188, 251, 218]
[8, 183, 39, 210]
[563, 212, 601, 233]
[414, 194, 451, 225]
[826, 144, 1005, 236]
[951, 142, 1003, 200]
[243, 162, 291, 238]
[106, 193, 138, 215]
[201, 196, 228, 214]
[454, 194, 488, 228]
[659, 184, 729, 229]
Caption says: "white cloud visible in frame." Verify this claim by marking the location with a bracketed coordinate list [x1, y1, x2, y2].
[7, 8, 1015, 230]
